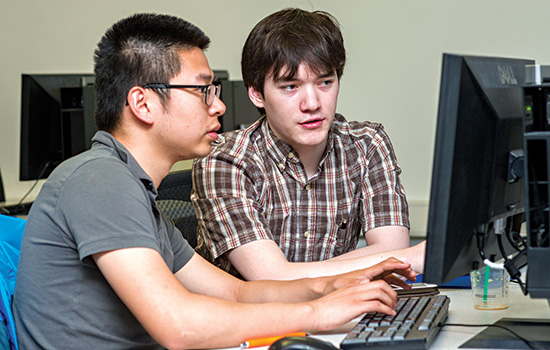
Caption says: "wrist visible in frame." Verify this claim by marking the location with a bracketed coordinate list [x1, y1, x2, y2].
[299, 300, 319, 331]
[308, 275, 331, 298]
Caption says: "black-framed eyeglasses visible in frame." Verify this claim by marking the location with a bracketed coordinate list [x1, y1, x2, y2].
[142, 83, 221, 106]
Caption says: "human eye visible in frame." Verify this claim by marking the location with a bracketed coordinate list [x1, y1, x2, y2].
[319, 79, 334, 88]
[281, 84, 297, 92]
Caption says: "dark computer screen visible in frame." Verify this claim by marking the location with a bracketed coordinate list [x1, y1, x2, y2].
[218, 80, 261, 132]
[20, 74, 96, 181]
[20, 72, 258, 182]
[423, 54, 534, 285]
[523, 84, 550, 299]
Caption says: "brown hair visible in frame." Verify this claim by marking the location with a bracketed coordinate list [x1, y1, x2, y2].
[241, 8, 346, 113]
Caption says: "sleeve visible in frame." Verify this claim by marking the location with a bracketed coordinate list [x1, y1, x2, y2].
[360, 124, 410, 232]
[163, 214, 195, 273]
[192, 146, 273, 260]
[58, 158, 161, 264]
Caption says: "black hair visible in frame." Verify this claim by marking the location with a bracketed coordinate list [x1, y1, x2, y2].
[93, 13, 210, 132]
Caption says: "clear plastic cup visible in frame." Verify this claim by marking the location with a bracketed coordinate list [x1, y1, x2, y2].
[470, 265, 510, 310]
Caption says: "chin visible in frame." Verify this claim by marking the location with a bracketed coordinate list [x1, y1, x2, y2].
[301, 133, 329, 145]
[195, 145, 214, 158]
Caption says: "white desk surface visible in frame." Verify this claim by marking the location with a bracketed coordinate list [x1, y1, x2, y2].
[225, 283, 550, 350]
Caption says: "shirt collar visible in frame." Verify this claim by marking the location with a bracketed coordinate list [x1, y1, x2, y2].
[91, 131, 156, 194]
[255, 116, 338, 173]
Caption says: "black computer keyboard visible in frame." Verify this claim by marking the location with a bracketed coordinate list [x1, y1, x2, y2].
[340, 294, 450, 350]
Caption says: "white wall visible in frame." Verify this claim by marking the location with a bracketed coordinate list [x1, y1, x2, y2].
[2, 0, 550, 235]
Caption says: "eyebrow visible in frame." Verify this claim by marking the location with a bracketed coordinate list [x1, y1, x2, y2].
[276, 70, 336, 83]
[196, 72, 214, 84]
[318, 71, 337, 79]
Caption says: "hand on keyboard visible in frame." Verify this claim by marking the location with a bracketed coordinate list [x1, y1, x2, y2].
[341, 294, 450, 350]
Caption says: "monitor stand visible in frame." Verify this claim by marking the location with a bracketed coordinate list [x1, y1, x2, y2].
[460, 316, 550, 349]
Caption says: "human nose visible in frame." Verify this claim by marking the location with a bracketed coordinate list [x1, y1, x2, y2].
[209, 95, 226, 118]
[300, 85, 321, 112]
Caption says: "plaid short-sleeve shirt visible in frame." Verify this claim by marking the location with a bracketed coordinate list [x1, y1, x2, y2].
[192, 114, 409, 276]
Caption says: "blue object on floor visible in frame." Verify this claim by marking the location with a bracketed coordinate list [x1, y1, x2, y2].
[0, 215, 25, 350]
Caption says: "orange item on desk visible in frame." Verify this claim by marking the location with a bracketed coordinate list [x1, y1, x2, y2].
[240, 332, 307, 348]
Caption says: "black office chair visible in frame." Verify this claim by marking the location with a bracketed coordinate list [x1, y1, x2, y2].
[156, 170, 198, 248]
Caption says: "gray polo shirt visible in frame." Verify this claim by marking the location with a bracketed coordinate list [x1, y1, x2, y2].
[13, 131, 194, 349]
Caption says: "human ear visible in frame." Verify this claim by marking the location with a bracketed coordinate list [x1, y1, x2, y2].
[248, 86, 265, 109]
[127, 86, 154, 125]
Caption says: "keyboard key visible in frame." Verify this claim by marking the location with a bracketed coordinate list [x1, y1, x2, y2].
[341, 294, 450, 350]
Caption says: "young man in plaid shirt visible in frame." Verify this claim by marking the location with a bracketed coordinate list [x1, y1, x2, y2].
[193, 8, 425, 280]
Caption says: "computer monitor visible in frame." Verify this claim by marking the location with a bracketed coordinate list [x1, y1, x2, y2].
[20, 74, 96, 181]
[523, 83, 550, 299]
[423, 54, 535, 285]
[213, 70, 261, 133]
[423, 53, 550, 348]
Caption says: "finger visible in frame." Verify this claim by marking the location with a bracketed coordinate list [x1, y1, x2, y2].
[356, 280, 398, 306]
[388, 267, 417, 281]
[383, 275, 411, 289]
[358, 286, 398, 314]
[359, 300, 397, 316]
[375, 264, 417, 281]
[361, 261, 412, 280]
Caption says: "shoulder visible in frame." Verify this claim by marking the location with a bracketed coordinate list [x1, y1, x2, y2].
[332, 114, 390, 147]
[45, 150, 146, 210]
[64, 153, 138, 187]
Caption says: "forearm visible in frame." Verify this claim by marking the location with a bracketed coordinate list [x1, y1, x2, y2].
[331, 243, 425, 273]
[96, 249, 317, 349]
[231, 242, 424, 281]
[332, 237, 410, 261]
[234, 276, 325, 303]
[168, 293, 315, 349]
[242, 254, 409, 281]
[228, 228, 422, 282]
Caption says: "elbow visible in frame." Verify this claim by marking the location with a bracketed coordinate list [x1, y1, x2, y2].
[153, 328, 202, 350]
[145, 312, 209, 350]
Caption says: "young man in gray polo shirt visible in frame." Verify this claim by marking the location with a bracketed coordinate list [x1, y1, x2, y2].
[12, 13, 415, 349]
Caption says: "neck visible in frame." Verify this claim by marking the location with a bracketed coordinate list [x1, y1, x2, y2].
[111, 129, 173, 188]
[295, 141, 327, 180]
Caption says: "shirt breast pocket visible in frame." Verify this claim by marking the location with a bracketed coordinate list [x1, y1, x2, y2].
[329, 198, 362, 256]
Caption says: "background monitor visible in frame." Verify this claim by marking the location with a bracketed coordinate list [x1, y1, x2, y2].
[20, 72, 258, 182]
[213, 70, 261, 133]
[20, 74, 96, 181]
[423, 54, 534, 285]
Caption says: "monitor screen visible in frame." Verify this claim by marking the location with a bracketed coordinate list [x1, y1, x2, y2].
[20, 74, 96, 181]
[423, 54, 534, 285]
[523, 84, 550, 299]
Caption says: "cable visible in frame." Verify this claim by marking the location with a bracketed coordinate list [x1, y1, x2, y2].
[440, 322, 537, 349]
[483, 258, 504, 270]
[476, 229, 504, 269]
[505, 214, 526, 252]
[16, 179, 40, 206]
[15, 161, 52, 207]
